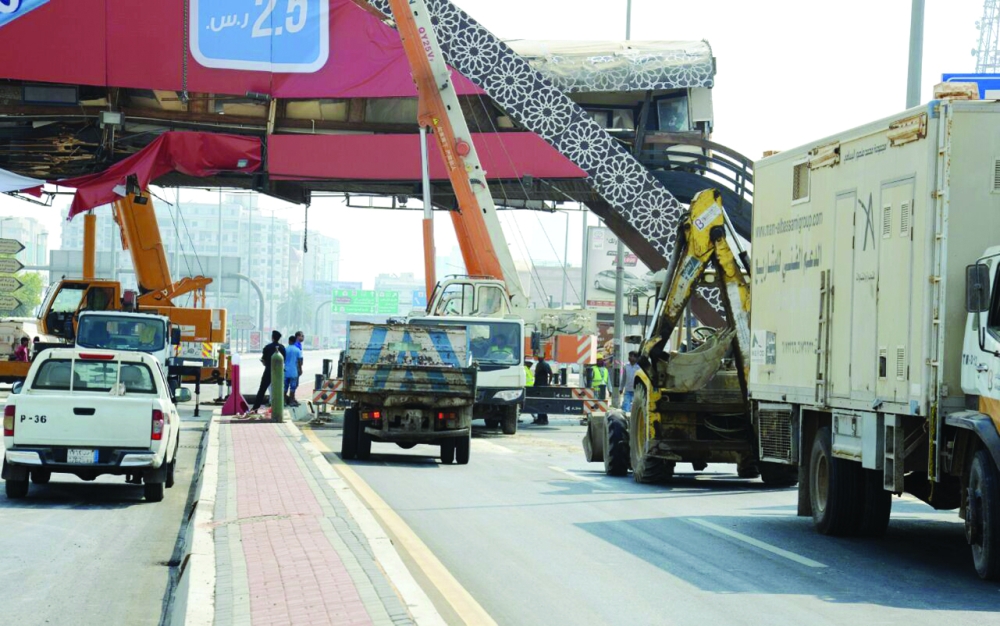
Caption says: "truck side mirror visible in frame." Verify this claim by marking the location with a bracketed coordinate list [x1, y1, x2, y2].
[174, 387, 192, 404]
[11, 382, 23, 395]
[530, 331, 541, 354]
[171, 327, 182, 346]
[966, 264, 991, 313]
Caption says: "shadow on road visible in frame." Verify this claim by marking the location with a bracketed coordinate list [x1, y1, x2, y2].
[0, 479, 146, 509]
[577, 513, 997, 610]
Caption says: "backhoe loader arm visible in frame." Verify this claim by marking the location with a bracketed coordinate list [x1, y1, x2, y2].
[645, 189, 751, 388]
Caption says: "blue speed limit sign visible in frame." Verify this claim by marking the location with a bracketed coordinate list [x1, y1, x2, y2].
[190, 0, 329, 73]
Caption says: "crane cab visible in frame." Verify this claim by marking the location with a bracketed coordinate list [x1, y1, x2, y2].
[427, 277, 512, 318]
[37, 279, 122, 341]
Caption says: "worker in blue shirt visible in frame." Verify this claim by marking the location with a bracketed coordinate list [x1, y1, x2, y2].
[284, 336, 303, 407]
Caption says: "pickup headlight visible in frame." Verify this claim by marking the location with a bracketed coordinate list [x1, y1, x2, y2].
[493, 389, 523, 402]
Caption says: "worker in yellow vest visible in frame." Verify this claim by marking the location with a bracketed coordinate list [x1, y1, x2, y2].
[590, 356, 610, 400]
[524, 359, 535, 387]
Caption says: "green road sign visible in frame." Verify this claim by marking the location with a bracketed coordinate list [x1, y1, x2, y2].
[332, 289, 400, 315]
[0, 275, 22, 293]
[0, 238, 24, 255]
[0, 295, 22, 311]
[0, 258, 24, 274]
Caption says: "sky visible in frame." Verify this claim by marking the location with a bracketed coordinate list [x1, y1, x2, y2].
[0, 0, 985, 289]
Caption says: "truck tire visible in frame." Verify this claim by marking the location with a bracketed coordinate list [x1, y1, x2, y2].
[357, 426, 372, 461]
[858, 468, 892, 537]
[809, 426, 863, 536]
[5, 478, 28, 499]
[31, 470, 51, 485]
[144, 480, 165, 502]
[485, 418, 500, 430]
[501, 406, 518, 435]
[341, 407, 359, 460]
[760, 462, 798, 487]
[440, 442, 456, 464]
[737, 463, 761, 479]
[456, 433, 471, 465]
[604, 412, 630, 477]
[968, 449, 1000, 579]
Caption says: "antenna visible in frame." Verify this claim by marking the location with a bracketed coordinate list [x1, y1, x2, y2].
[974, 0, 1000, 73]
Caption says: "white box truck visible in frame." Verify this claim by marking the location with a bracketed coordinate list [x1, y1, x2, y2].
[751, 98, 1000, 579]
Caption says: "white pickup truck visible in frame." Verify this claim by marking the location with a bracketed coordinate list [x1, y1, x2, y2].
[2, 348, 186, 502]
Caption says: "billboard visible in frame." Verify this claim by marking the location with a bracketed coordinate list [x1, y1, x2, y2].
[583, 226, 654, 312]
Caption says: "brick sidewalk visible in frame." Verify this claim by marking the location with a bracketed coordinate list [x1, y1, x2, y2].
[212, 419, 416, 626]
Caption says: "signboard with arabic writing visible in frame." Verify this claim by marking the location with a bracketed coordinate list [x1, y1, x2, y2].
[190, 0, 330, 73]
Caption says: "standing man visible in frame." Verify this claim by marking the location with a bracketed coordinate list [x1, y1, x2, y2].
[294, 330, 305, 397]
[13, 337, 30, 362]
[533, 353, 552, 425]
[620, 351, 641, 412]
[251, 330, 286, 413]
[591, 356, 610, 400]
[284, 336, 302, 408]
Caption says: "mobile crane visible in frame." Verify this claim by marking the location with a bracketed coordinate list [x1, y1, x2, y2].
[582, 188, 796, 485]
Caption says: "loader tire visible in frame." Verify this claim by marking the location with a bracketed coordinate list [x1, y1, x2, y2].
[604, 412, 630, 477]
[968, 449, 1000, 580]
[760, 462, 799, 487]
[341, 407, 359, 460]
[627, 385, 673, 484]
[809, 426, 863, 536]
[858, 468, 892, 537]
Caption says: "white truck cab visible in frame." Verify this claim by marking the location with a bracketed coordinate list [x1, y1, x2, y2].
[75, 311, 178, 374]
[2, 348, 186, 501]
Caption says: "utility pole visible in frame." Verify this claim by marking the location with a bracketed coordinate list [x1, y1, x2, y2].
[561, 210, 569, 309]
[217, 188, 223, 311]
[906, 0, 925, 108]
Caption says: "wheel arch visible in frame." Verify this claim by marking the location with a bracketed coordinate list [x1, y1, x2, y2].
[945, 411, 1000, 478]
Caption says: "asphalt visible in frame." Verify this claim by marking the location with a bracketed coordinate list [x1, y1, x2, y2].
[308, 416, 1000, 626]
[0, 393, 208, 626]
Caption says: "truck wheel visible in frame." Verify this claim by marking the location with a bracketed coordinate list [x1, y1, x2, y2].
[760, 462, 798, 487]
[357, 426, 372, 461]
[5, 478, 28, 499]
[737, 461, 760, 479]
[144, 481, 165, 502]
[456, 433, 471, 465]
[485, 419, 500, 430]
[165, 461, 176, 489]
[604, 412, 630, 477]
[440, 442, 456, 464]
[501, 406, 518, 435]
[858, 468, 892, 537]
[31, 470, 51, 485]
[967, 449, 1000, 579]
[809, 426, 863, 536]
[341, 408, 359, 460]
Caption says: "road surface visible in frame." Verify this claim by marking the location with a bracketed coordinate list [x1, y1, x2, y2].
[0, 392, 207, 626]
[307, 416, 999, 626]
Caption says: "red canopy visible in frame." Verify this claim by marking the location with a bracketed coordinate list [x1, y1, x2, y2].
[58, 132, 262, 218]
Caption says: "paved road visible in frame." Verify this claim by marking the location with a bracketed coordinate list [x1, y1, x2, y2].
[0, 393, 207, 626]
[309, 417, 1000, 626]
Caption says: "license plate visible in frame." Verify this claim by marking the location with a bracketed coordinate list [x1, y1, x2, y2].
[67, 449, 98, 464]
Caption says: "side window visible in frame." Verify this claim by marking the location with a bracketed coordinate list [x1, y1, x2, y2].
[51, 287, 86, 313]
[477, 285, 509, 316]
[987, 264, 1000, 338]
[32, 359, 73, 390]
[434, 284, 474, 316]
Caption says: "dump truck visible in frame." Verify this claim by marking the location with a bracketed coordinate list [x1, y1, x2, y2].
[751, 96, 1000, 579]
[339, 322, 477, 464]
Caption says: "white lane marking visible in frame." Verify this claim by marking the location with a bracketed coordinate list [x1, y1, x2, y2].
[472, 439, 515, 454]
[547, 466, 610, 488]
[686, 518, 828, 568]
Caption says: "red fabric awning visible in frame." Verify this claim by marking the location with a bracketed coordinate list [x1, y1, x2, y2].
[268, 133, 587, 181]
[58, 132, 262, 218]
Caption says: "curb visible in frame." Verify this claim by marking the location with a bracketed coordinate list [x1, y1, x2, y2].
[169, 412, 220, 626]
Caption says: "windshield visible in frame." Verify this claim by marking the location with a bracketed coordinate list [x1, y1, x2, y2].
[32, 358, 158, 394]
[412, 319, 520, 365]
[77, 315, 166, 352]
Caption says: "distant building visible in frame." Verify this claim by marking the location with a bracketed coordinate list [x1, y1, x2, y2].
[522, 262, 583, 309]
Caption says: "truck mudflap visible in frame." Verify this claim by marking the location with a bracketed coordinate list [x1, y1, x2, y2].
[945, 411, 1000, 473]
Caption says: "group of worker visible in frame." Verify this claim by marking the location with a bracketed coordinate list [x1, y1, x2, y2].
[251, 329, 306, 413]
[522, 351, 642, 424]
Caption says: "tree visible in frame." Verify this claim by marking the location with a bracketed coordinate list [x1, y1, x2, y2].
[276, 287, 314, 335]
[11, 272, 43, 317]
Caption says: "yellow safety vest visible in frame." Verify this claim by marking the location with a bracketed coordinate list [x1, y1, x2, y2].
[591, 366, 609, 388]
[524, 365, 535, 387]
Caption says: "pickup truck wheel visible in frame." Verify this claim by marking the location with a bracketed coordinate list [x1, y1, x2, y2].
[357, 429, 372, 461]
[968, 449, 1000, 579]
[31, 470, 51, 485]
[5, 478, 28, 499]
[456, 433, 471, 465]
[809, 426, 863, 536]
[341, 408, 359, 460]
[165, 461, 176, 489]
[440, 442, 456, 464]
[759, 462, 798, 487]
[501, 406, 518, 435]
[144, 481, 164, 502]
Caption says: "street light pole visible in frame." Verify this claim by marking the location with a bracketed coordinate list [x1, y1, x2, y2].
[906, 0, 925, 108]
[561, 210, 569, 309]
